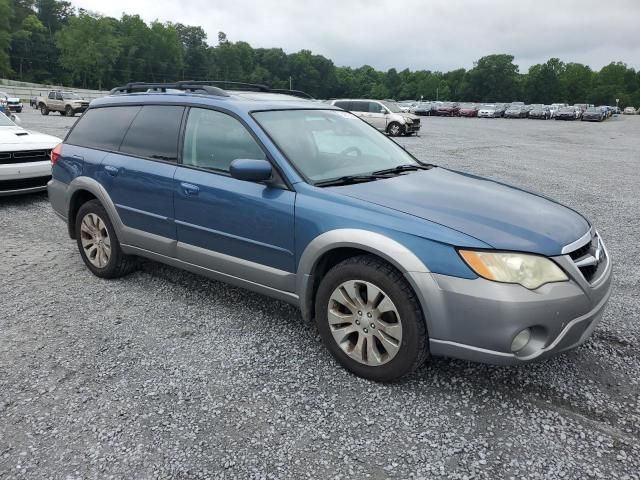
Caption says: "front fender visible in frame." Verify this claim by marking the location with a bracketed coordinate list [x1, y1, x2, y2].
[296, 228, 440, 327]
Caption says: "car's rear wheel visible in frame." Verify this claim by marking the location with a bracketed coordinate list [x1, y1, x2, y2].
[387, 122, 403, 137]
[315, 255, 429, 382]
[75, 200, 137, 279]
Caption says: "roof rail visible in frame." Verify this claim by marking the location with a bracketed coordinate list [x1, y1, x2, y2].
[269, 89, 314, 100]
[109, 80, 314, 100]
[109, 82, 230, 97]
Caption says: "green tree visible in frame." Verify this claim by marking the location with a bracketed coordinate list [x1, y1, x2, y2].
[0, 0, 13, 76]
[525, 58, 564, 104]
[560, 63, 593, 104]
[10, 14, 47, 79]
[56, 12, 121, 88]
[465, 54, 520, 102]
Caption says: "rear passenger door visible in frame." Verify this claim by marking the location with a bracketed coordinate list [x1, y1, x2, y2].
[99, 105, 184, 256]
[173, 107, 296, 288]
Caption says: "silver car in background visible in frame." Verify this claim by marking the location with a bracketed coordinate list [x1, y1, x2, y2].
[328, 99, 421, 136]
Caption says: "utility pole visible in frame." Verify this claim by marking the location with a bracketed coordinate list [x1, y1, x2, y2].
[289, 76, 292, 90]
[436, 87, 439, 101]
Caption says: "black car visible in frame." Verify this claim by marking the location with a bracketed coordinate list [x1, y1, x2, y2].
[581, 107, 605, 122]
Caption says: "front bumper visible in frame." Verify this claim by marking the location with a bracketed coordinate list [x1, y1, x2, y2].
[408, 243, 612, 365]
[404, 122, 421, 134]
[7, 104, 22, 112]
[0, 161, 51, 196]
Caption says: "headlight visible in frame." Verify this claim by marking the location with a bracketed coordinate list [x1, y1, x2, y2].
[459, 250, 568, 289]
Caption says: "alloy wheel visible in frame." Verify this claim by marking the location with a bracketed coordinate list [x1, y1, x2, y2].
[80, 213, 111, 268]
[327, 280, 403, 366]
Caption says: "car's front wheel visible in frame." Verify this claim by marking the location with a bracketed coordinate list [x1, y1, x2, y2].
[315, 255, 429, 382]
[40, 106, 49, 116]
[75, 200, 137, 278]
[65, 106, 75, 117]
[386, 122, 404, 137]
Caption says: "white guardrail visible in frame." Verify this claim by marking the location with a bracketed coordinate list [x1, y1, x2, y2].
[0, 78, 109, 101]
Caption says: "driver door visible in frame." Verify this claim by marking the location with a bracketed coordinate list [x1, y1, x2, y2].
[173, 107, 296, 290]
[365, 101, 388, 131]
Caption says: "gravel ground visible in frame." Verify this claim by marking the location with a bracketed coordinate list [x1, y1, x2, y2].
[1, 108, 639, 479]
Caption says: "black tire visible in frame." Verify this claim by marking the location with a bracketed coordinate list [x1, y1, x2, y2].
[65, 105, 74, 117]
[315, 255, 429, 382]
[75, 200, 137, 279]
[386, 122, 404, 137]
[40, 105, 49, 116]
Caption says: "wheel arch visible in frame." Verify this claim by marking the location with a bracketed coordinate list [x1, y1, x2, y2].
[296, 229, 431, 324]
[66, 177, 124, 240]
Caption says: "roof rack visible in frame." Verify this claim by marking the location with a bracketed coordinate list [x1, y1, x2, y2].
[110, 81, 230, 97]
[109, 80, 314, 100]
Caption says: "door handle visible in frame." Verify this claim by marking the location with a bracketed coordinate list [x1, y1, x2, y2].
[71, 154, 84, 161]
[180, 182, 200, 196]
[104, 165, 119, 176]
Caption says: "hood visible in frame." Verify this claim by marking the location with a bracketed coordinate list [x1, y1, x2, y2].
[7, 97, 20, 102]
[331, 168, 590, 256]
[0, 126, 61, 150]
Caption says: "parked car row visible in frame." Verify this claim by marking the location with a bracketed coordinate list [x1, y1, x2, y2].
[393, 100, 626, 122]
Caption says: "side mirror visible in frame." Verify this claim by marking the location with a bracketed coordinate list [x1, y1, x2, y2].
[229, 159, 273, 183]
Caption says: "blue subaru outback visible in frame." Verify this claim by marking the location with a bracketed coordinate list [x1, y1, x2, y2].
[48, 81, 612, 381]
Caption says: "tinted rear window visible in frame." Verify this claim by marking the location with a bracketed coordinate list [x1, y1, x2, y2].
[119, 105, 184, 161]
[66, 106, 141, 151]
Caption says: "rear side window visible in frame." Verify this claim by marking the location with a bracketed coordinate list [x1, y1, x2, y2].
[333, 101, 351, 110]
[119, 105, 184, 161]
[66, 106, 141, 151]
[351, 101, 369, 112]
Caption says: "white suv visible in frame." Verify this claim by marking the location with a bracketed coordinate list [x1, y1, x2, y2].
[328, 99, 421, 136]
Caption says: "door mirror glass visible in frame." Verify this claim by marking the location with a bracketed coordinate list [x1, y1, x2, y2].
[229, 159, 273, 183]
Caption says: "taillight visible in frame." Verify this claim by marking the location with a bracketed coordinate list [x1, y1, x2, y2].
[50, 143, 63, 165]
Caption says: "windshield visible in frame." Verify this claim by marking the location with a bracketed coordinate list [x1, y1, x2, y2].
[586, 107, 599, 112]
[253, 109, 419, 184]
[63, 92, 82, 100]
[380, 101, 401, 113]
[559, 107, 574, 112]
[0, 114, 16, 126]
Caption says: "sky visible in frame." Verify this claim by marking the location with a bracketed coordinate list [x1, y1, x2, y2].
[74, 0, 640, 73]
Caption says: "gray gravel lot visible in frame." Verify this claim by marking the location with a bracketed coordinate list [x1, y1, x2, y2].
[1, 108, 639, 479]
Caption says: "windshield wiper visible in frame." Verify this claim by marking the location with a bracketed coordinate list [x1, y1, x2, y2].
[315, 174, 391, 187]
[371, 163, 434, 176]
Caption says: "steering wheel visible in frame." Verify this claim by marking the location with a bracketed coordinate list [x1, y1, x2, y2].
[340, 146, 362, 157]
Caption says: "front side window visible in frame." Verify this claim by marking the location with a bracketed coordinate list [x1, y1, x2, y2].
[182, 108, 266, 172]
[368, 102, 385, 114]
[254, 109, 419, 183]
[119, 105, 184, 161]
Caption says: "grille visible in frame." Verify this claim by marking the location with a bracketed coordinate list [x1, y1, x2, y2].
[0, 175, 51, 192]
[567, 233, 606, 283]
[0, 150, 50, 165]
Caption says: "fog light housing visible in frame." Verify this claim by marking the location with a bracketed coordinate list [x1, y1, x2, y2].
[511, 328, 531, 352]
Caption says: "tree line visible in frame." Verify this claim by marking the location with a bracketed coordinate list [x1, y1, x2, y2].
[1, 0, 639, 107]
